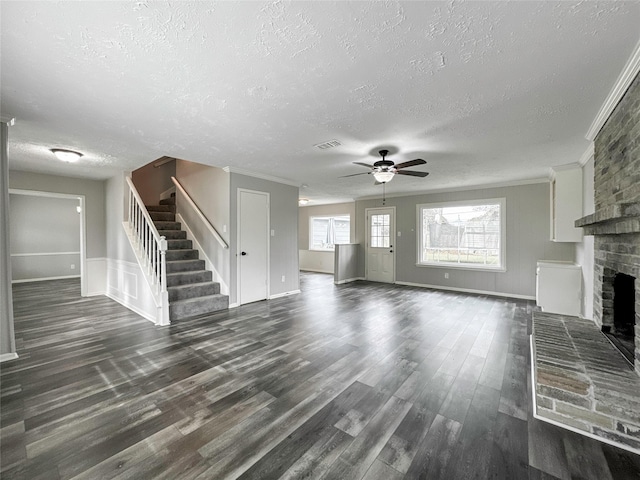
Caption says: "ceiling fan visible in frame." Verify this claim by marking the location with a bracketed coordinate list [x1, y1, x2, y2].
[341, 149, 429, 184]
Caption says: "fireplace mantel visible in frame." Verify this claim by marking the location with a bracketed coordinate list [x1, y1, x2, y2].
[575, 202, 640, 236]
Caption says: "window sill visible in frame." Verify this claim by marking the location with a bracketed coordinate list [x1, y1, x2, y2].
[416, 262, 506, 273]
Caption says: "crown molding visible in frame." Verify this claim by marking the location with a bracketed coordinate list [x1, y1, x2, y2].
[586, 39, 640, 141]
[548, 162, 582, 181]
[578, 144, 595, 167]
[222, 166, 299, 187]
[355, 177, 548, 202]
[0, 115, 16, 126]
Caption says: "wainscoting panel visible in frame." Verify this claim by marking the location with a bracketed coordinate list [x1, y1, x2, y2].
[105, 258, 159, 324]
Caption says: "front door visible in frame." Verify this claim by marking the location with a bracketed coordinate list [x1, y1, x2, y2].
[238, 189, 269, 304]
[366, 207, 395, 283]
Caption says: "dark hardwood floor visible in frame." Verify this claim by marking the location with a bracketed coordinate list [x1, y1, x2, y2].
[2, 273, 639, 479]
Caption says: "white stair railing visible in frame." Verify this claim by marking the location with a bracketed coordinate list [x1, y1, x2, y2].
[124, 176, 169, 325]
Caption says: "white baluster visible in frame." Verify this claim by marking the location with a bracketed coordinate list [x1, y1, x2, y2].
[159, 237, 167, 295]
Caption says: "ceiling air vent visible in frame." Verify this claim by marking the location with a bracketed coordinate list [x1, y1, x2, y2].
[314, 140, 341, 150]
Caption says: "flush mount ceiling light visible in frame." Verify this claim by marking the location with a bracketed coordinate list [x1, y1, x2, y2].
[298, 198, 310, 206]
[50, 148, 83, 163]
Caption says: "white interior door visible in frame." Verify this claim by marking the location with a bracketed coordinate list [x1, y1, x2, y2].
[238, 189, 269, 304]
[366, 207, 395, 283]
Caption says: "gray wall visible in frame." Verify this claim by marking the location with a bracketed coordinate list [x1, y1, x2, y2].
[175, 161, 231, 293]
[132, 158, 176, 206]
[335, 244, 359, 283]
[298, 202, 356, 274]
[1, 122, 16, 358]
[230, 174, 299, 304]
[355, 182, 575, 298]
[10, 194, 81, 281]
[9, 171, 106, 259]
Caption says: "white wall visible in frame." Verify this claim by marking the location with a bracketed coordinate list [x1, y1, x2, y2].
[575, 153, 595, 318]
[355, 182, 575, 298]
[104, 173, 159, 323]
[298, 202, 356, 274]
[10, 194, 81, 281]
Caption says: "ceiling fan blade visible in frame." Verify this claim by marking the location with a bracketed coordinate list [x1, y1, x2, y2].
[394, 158, 426, 169]
[396, 170, 429, 177]
[353, 161, 374, 168]
[339, 172, 370, 178]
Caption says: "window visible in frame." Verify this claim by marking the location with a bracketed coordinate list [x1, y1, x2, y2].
[417, 198, 505, 270]
[310, 215, 350, 251]
[370, 213, 391, 247]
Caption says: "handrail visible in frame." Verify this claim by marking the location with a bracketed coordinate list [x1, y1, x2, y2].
[171, 176, 229, 249]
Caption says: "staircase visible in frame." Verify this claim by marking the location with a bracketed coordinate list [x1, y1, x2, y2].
[146, 196, 229, 321]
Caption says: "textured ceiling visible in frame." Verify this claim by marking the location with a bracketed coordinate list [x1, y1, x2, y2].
[2, 1, 639, 204]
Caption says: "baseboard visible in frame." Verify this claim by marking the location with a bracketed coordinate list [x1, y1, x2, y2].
[105, 256, 161, 325]
[269, 289, 301, 300]
[334, 277, 365, 285]
[105, 292, 156, 324]
[12, 275, 80, 284]
[0, 353, 19, 363]
[395, 280, 536, 300]
[300, 268, 334, 274]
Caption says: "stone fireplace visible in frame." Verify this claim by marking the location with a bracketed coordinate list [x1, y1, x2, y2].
[575, 65, 640, 375]
[530, 68, 640, 453]
[576, 207, 640, 375]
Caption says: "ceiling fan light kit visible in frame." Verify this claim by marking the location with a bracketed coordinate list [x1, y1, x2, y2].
[372, 170, 395, 183]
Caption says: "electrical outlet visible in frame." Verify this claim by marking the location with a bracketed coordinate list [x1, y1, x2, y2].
[71, 264, 75, 270]
[444, 272, 449, 279]
[281, 275, 285, 283]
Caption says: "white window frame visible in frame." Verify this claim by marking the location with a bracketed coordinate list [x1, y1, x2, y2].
[309, 214, 351, 251]
[416, 198, 506, 272]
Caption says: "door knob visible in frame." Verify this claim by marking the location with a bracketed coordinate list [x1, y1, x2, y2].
[390, 250, 393, 253]
[241, 251, 247, 256]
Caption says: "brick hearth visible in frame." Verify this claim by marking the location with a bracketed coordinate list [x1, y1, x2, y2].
[532, 311, 640, 453]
